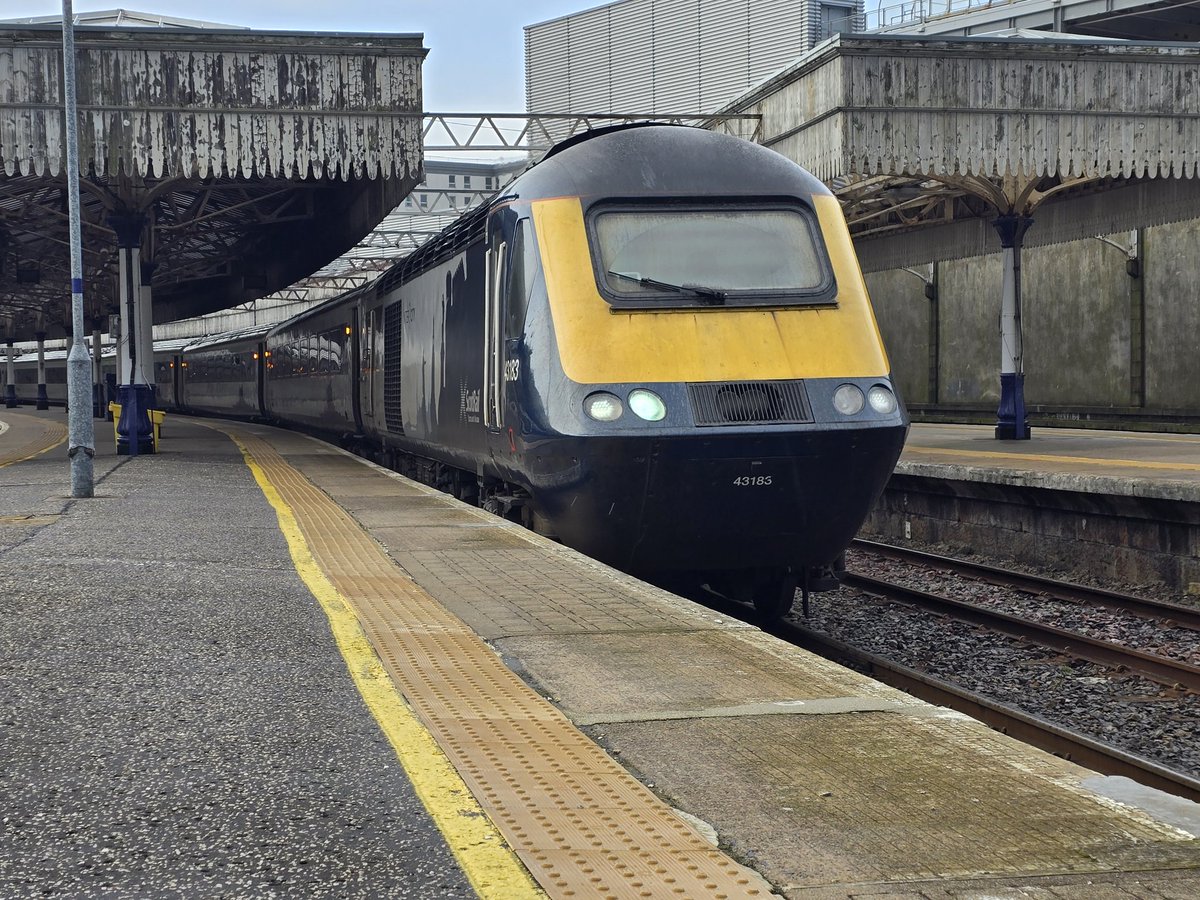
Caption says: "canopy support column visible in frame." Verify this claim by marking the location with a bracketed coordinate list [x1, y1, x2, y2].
[993, 214, 1033, 441]
[139, 260, 156, 409]
[111, 213, 153, 455]
[35, 332, 49, 410]
[91, 323, 104, 418]
[4, 341, 15, 408]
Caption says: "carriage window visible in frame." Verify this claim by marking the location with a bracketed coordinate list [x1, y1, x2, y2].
[591, 206, 833, 308]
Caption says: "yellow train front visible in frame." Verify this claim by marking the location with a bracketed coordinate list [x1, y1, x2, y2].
[485, 124, 907, 616]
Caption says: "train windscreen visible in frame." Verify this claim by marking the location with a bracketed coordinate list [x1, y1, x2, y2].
[591, 205, 833, 308]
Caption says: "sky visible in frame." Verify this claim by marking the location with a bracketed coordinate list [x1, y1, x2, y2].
[0, 1, 595, 109]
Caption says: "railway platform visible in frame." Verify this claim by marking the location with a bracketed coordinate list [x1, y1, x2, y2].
[3, 407, 1200, 898]
[867, 424, 1200, 595]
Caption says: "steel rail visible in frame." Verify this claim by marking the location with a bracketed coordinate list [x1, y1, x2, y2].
[852, 538, 1200, 630]
[777, 622, 1200, 805]
[839, 569, 1200, 693]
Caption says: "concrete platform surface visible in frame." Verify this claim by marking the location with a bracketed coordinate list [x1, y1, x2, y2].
[3, 408, 1200, 899]
[0, 411, 476, 899]
[903, 423, 1200, 501]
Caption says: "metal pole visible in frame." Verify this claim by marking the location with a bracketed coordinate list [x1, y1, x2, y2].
[993, 214, 1033, 441]
[62, 0, 95, 496]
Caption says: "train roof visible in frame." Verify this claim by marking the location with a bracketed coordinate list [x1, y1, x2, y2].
[265, 281, 377, 336]
[183, 323, 273, 353]
[514, 123, 831, 204]
[375, 124, 830, 296]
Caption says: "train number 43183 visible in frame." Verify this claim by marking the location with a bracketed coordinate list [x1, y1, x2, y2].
[732, 475, 773, 486]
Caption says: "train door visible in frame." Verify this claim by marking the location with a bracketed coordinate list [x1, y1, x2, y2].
[171, 354, 182, 410]
[502, 220, 534, 428]
[350, 305, 364, 434]
[484, 225, 507, 433]
[360, 305, 375, 426]
[255, 341, 266, 416]
[485, 214, 534, 438]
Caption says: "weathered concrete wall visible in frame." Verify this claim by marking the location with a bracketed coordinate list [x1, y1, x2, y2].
[1022, 235, 1131, 407]
[936, 254, 1000, 405]
[862, 219, 1199, 416]
[1144, 219, 1200, 410]
[865, 269, 930, 404]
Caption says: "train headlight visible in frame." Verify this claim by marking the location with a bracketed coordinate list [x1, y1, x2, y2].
[832, 384, 865, 416]
[628, 389, 666, 421]
[584, 392, 623, 422]
[868, 385, 897, 415]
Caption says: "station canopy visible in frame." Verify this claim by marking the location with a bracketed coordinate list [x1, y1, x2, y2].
[717, 33, 1200, 270]
[0, 19, 425, 341]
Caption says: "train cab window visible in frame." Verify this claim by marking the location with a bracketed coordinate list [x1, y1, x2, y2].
[590, 205, 835, 309]
[505, 220, 538, 336]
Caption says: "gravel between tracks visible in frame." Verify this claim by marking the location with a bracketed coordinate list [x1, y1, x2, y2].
[800, 549, 1200, 779]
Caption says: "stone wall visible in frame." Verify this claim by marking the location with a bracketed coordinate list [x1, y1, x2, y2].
[863, 474, 1200, 594]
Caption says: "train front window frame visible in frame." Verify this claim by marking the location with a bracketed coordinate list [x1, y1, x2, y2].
[586, 200, 837, 310]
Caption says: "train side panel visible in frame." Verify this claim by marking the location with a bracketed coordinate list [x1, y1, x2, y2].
[264, 303, 357, 435]
[368, 240, 491, 468]
[181, 341, 262, 418]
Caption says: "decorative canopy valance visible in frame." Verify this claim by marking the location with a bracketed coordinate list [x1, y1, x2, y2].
[725, 34, 1200, 182]
[0, 25, 426, 180]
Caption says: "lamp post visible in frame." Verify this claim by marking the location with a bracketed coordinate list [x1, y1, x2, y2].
[62, 0, 95, 496]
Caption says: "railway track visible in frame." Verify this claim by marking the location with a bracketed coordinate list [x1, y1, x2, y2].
[851, 538, 1200, 630]
[842, 543, 1200, 694]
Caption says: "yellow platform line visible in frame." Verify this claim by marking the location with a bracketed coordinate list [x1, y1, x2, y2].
[0, 412, 68, 468]
[220, 423, 769, 900]
[228, 432, 544, 900]
[906, 444, 1200, 473]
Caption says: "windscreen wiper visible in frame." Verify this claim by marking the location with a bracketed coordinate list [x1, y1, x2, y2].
[607, 270, 726, 305]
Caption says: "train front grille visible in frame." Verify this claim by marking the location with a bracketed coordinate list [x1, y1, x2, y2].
[687, 380, 812, 426]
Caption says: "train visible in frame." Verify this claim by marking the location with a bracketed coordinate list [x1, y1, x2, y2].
[7, 125, 908, 616]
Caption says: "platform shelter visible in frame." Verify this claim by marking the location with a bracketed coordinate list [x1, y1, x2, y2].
[0, 21, 424, 447]
[719, 33, 1200, 438]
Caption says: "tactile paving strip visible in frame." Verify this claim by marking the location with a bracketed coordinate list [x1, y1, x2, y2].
[230, 428, 769, 900]
[0, 413, 67, 467]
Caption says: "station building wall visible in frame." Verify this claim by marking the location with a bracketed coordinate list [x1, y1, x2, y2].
[1144, 217, 1200, 411]
[865, 217, 1200, 418]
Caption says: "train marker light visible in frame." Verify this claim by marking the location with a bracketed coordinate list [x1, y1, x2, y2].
[832, 384, 864, 416]
[628, 389, 666, 421]
[868, 385, 897, 415]
[584, 392, 623, 422]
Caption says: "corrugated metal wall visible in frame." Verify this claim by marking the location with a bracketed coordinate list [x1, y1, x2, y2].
[524, 0, 863, 122]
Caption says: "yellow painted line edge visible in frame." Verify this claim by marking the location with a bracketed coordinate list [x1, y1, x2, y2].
[228, 434, 545, 900]
[907, 444, 1200, 473]
[0, 417, 68, 469]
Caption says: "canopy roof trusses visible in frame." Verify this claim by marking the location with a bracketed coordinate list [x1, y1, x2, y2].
[421, 112, 763, 152]
[719, 33, 1200, 245]
[0, 24, 425, 341]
